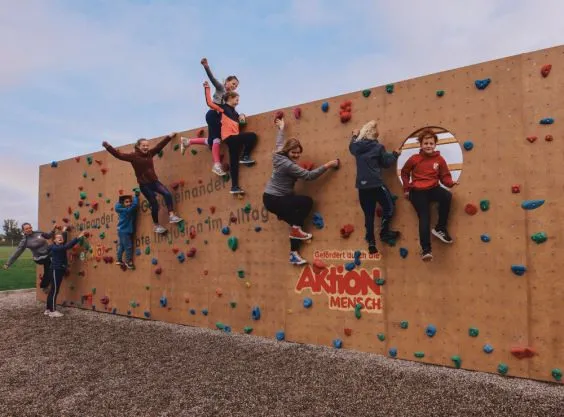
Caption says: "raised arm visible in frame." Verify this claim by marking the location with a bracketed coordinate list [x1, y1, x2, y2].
[149, 134, 174, 156]
[102, 142, 135, 162]
[274, 119, 285, 152]
[201, 58, 224, 92]
[378, 144, 400, 168]
[204, 82, 223, 113]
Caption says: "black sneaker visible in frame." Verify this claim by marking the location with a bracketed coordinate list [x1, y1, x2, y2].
[126, 262, 135, 270]
[368, 243, 378, 254]
[239, 155, 255, 165]
[421, 249, 433, 262]
[230, 186, 245, 194]
[432, 228, 453, 244]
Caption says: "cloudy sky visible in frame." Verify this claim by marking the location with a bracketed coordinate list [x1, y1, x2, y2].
[1, 0, 563, 227]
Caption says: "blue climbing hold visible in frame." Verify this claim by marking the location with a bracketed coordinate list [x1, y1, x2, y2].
[481, 234, 491, 243]
[354, 250, 361, 259]
[303, 297, 313, 308]
[345, 262, 356, 271]
[254, 226, 262, 232]
[197, 207, 202, 214]
[332, 339, 343, 349]
[202, 309, 208, 316]
[135, 248, 141, 256]
[50, 161, 58, 168]
[321, 101, 329, 112]
[151, 258, 158, 265]
[475, 78, 491, 90]
[221, 226, 231, 235]
[399, 247, 408, 258]
[483, 344, 494, 354]
[143, 311, 151, 318]
[251, 306, 261, 320]
[189, 309, 196, 315]
[160, 296, 167, 308]
[223, 326, 232, 333]
[463, 141, 474, 151]
[312, 212, 324, 229]
[127, 310, 132, 316]
[425, 324, 437, 338]
[539, 117, 554, 125]
[111, 308, 117, 314]
[276, 331, 285, 341]
[389, 347, 398, 358]
[521, 200, 545, 210]
[177, 252, 186, 263]
[354, 258, 361, 266]
[511, 264, 526, 276]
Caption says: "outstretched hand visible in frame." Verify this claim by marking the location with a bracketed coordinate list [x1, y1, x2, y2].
[102, 141, 109, 148]
[325, 159, 340, 169]
[275, 118, 285, 130]
[2, 264, 8, 270]
[203, 81, 209, 88]
[201, 57, 208, 67]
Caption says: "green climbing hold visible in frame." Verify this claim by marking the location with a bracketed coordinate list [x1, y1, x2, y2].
[385, 84, 394, 94]
[436, 90, 445, 97]
[158, 150, 164, 158]
[552, 368, 562, 381]
[243, 326, 253, 334]
[375, 278, 385, 286]
[497, 363, 509, 375]
[129, 300, 137, 308]
[400, 321, 409, 329]
[531, 232, 547, 244]
[89, 208, 94, 214]
[243, 203, 251, 213]
[228, 237, 238, 251]
[73, 211, 80, 220]
[230, 301, 237, 308]
[377, 333, 385, 342]
[354, 303, 362, 319]
[79, 192, 87, 199]
[451, 355, 462, 369]
[82, 172, 87, 178]
[176, 221, 185, 233]
[480, 199, 490, 211]
[106, 199, 111, 204]
[184, 239, 190, 244]
[92, 288, 96, 295]
[86, 156, 93, 165]
[215, 322, 225, 330]
[173, 144, 180, 151]
[414, 352, 425, 358]
[98, 193, 103, 197]
[190, 149, 198, 155]
[468, 327, 480, 337]
[362, 89, 371, 97]
[99, 232, 105, 239]
[237, 269, 245, 278]
[144, 246, 150, 255]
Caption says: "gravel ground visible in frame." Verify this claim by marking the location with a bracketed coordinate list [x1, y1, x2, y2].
[0, 292, 562, 417]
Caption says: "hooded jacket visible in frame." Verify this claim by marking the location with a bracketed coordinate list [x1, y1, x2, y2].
[115, 196, 139, 234]
[103, 136, 172, 184]
[349, 135, 399, 189]
[48, 232, 80, 270]
[400, 150, 454, 191]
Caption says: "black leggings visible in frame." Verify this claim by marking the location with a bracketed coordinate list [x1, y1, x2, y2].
[139, 181, 174, 224]
[263, 193, 313, 252]
[358, 186, 395, 244]
[409, 186, 452, 251]
[205, 110, 221, 147]
[37, 257, 52, 289]
[224, 133, 257, 188]
[47, 269, 64, 312]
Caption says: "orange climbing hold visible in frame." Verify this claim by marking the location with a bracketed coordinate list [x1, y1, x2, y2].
[101, 168, 108, 175]
[545, 134, 553, 142]
[339, 100, 352, 123]
[172, 248, 179, 254]
[541, 64, 552, 78]
[511, 346, 536, 359]
[464, 203, 478, 215]
[526, 136, 537, 143]
[511, 184, 521, 193]
[210, 206, 216, 214]
[340, 224, 354, 238]
[344, 328, 352, 336]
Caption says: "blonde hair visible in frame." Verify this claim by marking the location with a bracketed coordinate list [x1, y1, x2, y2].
[356, 120, 379, 141]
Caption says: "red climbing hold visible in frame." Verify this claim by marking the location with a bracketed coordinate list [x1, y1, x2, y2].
[526, 136, 537, 143]
[75, 156, 81, 162]
[62, 217, 69, 223]
[300, 161, 315, 171]
[340, 112, 352, 123]
[91, 202, 99, 210]
[187, 248, 197, 258]
[100, 296, 109, 305]
[118, 189, 124, 195]
[230, 215, 237, 224]
[198, 179, 203, 184]
[274, 110, 284, 121]
[95, 256, 101, 262]
[210, 206, 216, 214]
[67, 207, 72, 214]
[185, 298, 190, 303]
[78, 271, 85, 277]
[198, 129, 205, 137]
[179, 179, 185, 187]
[545, 134, 553, 142]
[344, 328, 352, 336]
[102, 256, 114, 264]
[101, 168, 108, 175]
[78, 201, 84, 207]
[293, 107, 302, 119]
[203, 270, 208, 275]
[215, 288, 223, 297]
[155, 267, 162, 275]
[511, 185, 521, 194]
[95, 159, 102, 165]
[189, 230, 197, 239]
[78, 186, 84, 191]
[172, 248, 179, 254]
[83, 232, 90, 238]
[464, 203, 478, 215]
[541, 64, 552, 78]
[313, 259, 327, 273]
[511, 346, 536, 359]
[340, 224, 354, 238]
[339, 100, 352, 124]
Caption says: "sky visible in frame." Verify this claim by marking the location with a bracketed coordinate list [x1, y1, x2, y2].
[1, 0, 564, 227]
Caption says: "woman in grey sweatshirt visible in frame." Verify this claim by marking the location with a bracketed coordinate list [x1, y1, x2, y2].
[263, 118, 339, 265]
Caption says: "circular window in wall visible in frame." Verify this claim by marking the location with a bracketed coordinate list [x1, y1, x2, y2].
[397, 126, 463, 188]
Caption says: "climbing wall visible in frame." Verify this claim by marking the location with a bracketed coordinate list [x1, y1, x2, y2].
[37, 45, 564, 384]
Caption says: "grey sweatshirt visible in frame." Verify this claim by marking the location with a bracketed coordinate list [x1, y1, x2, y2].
[6, 231, 53, 266]
[264, 129, 328, 196]
[204, 65, 226, 104]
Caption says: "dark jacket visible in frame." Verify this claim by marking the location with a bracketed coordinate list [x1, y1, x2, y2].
[115, 196, 139, 234]
[349, 136, 399, 189]
[48, 235, 80, 270]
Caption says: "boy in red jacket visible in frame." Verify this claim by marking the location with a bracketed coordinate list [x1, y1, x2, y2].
[400, 128, 459, 261]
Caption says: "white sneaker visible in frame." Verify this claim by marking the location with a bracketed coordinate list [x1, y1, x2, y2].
[211, 163, 227, 177]
[154, 225, 167, 234]
[43, 309, 51, 316]
[169, 214, 183, 224]
[180, 137, 190, 155]
[289, 251, 308, 265]
[49, 311, 64, 318]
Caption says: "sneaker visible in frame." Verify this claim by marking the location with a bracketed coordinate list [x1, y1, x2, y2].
[421, 250, 433, 262]
[368, 243, 378, 254]
[432, 228, 453, 244]
[180, 137, 190, 155]
[289, 226, 312, 240]
[239, 155, 255, 165]
[169, 214, 183, 224]
[115, 260, 124, 266]
[211, 163, 227, 177]
[49, 311, 64, 318]
[126, 262, 135, 270]
[230, 186, 245, 194]
[289, 252, 308, 265]
[43, 309, 51, 316]
[154, 225, 167, 234]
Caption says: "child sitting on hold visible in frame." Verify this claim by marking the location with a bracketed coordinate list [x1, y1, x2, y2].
[115, 193, 139, 270]
[400, 128, 459, 262]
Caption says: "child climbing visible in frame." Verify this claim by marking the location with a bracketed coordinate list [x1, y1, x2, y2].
[263, 118, 340, 265]
[180, 58, 240, 177]
[102, 133, 183, 234]
[203, 80, 257, 194]
[115, 193, 139, 269]
[45, 228, 87, 317]
[349, 121, 401, 254]
[400, 128, 459, 261]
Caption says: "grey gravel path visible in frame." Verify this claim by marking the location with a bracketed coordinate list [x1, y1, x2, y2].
[0, 292, 562, 417]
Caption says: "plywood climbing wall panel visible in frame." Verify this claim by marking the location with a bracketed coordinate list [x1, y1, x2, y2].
[37, 45, 564, 384]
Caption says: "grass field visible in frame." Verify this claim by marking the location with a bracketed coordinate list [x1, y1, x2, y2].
[0, 246, 36, 291]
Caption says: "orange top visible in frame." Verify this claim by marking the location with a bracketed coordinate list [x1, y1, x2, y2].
[205, 85, 240, 140]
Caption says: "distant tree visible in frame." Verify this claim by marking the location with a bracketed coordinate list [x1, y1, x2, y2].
[3, 219, 23, 244]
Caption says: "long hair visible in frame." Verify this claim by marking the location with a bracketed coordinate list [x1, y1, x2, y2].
[134, 138, 148, 151]
[356, 120, 379, 141]
[277, 138, 303, 157]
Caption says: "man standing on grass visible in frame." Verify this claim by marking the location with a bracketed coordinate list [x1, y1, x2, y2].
[2, 222, 59, 291]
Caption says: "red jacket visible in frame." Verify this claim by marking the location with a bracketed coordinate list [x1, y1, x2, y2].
[400, 151, 454, 191]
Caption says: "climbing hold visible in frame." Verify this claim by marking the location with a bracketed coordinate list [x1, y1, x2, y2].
[202, 309, 208, 316]
[230, 301, 237, 308]
[362, 89, 371, 97]
[312, 212, 324, 229]
[303, 297, 313, 308]
[274, 110, 284, 121]
[510, 346, 536, 359]
[451, 355, 462, 369]
[186, 248, 196, 258]
[531, 232, 547, 244]
[215, 288, 222, 297]
[111, 308, 117, 314]
[483, 344, 494, 354]
[464, 203, 478, 215]
[177, 252, 186, 263]
[526, 135, 537, 143]
[73, 211, 80, 220]
[377, 333, 385, 342]
[196, 207, 202, 214]
[100, 296, 109, 305]
[50, 161, 58, 168]
[251, 306, 261, 320]
[344, 262, 356, 271]
[539, 63, 552, 78]
[160, 296, 167, 307]
[385, 84, 394, 94]
[332, 339, 343, 349]
[158, 150, 164, 158]
[521, 199, 545, 210]
[497, 363, 509, 375]
[375, 279, 385, 286]
[99, 232, 105, 240]
[474, 78, 491, 90]
[511, 265, 526, 276]
[414, 352, 425, 358]
[189, 309, 196, 315]
[479, 200, 490, 211]
[545, 134, 554, 142]
[400, 321, 409, 329]
[399, 247, 408, 258]
[243, 203, 251, 213]
[340, 224, 354, 238]
[189, 229, 197, 239]
[245, 282, 251, 288]
[511, 185, 521, 194]
[144, 246, 150, 255]
[463, 141, 474, 151]
[79, 192, 87, 200]
[224, 326, 232, 333]
[237, 269, 245, 279]
[425, 324, 437, 338]
[321, 101, 329, 112]
[353, 250, 361, 260]
[143, 311, 151, 318]
[339, 100, 352, 123]
[221, 226, 230, 235]
[344, 328, 352, 336]
[354, 303, 362, 319]
[552, 368, 562, 381]
[86, 156, 93, 165]
[275, 331, 285, 341]
[151, 258, 158, 265]
[468, 327, 480, 337]
[173, 144, 180, 151]
[480, 234, 490, 243]
[215, 322, 225, 330]
[312, 259, 327, 273]
[540, 118, 554, 125]
[389, 348, 397, 358]
[243, 326, 253, 334]
[134, 248, 141, 256]
[227, 237, 238, 251]
[293, 107, 302, 119]
[145, 286, 150, 290]
[436, 90, 445, 97]
[254, 226, 262, 232]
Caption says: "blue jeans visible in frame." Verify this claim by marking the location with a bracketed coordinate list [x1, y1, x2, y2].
[117, 231, 133, 262]
[139, 181, 174, 224]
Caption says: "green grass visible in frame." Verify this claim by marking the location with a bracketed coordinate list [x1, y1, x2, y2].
[0, 247, 37, 291]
